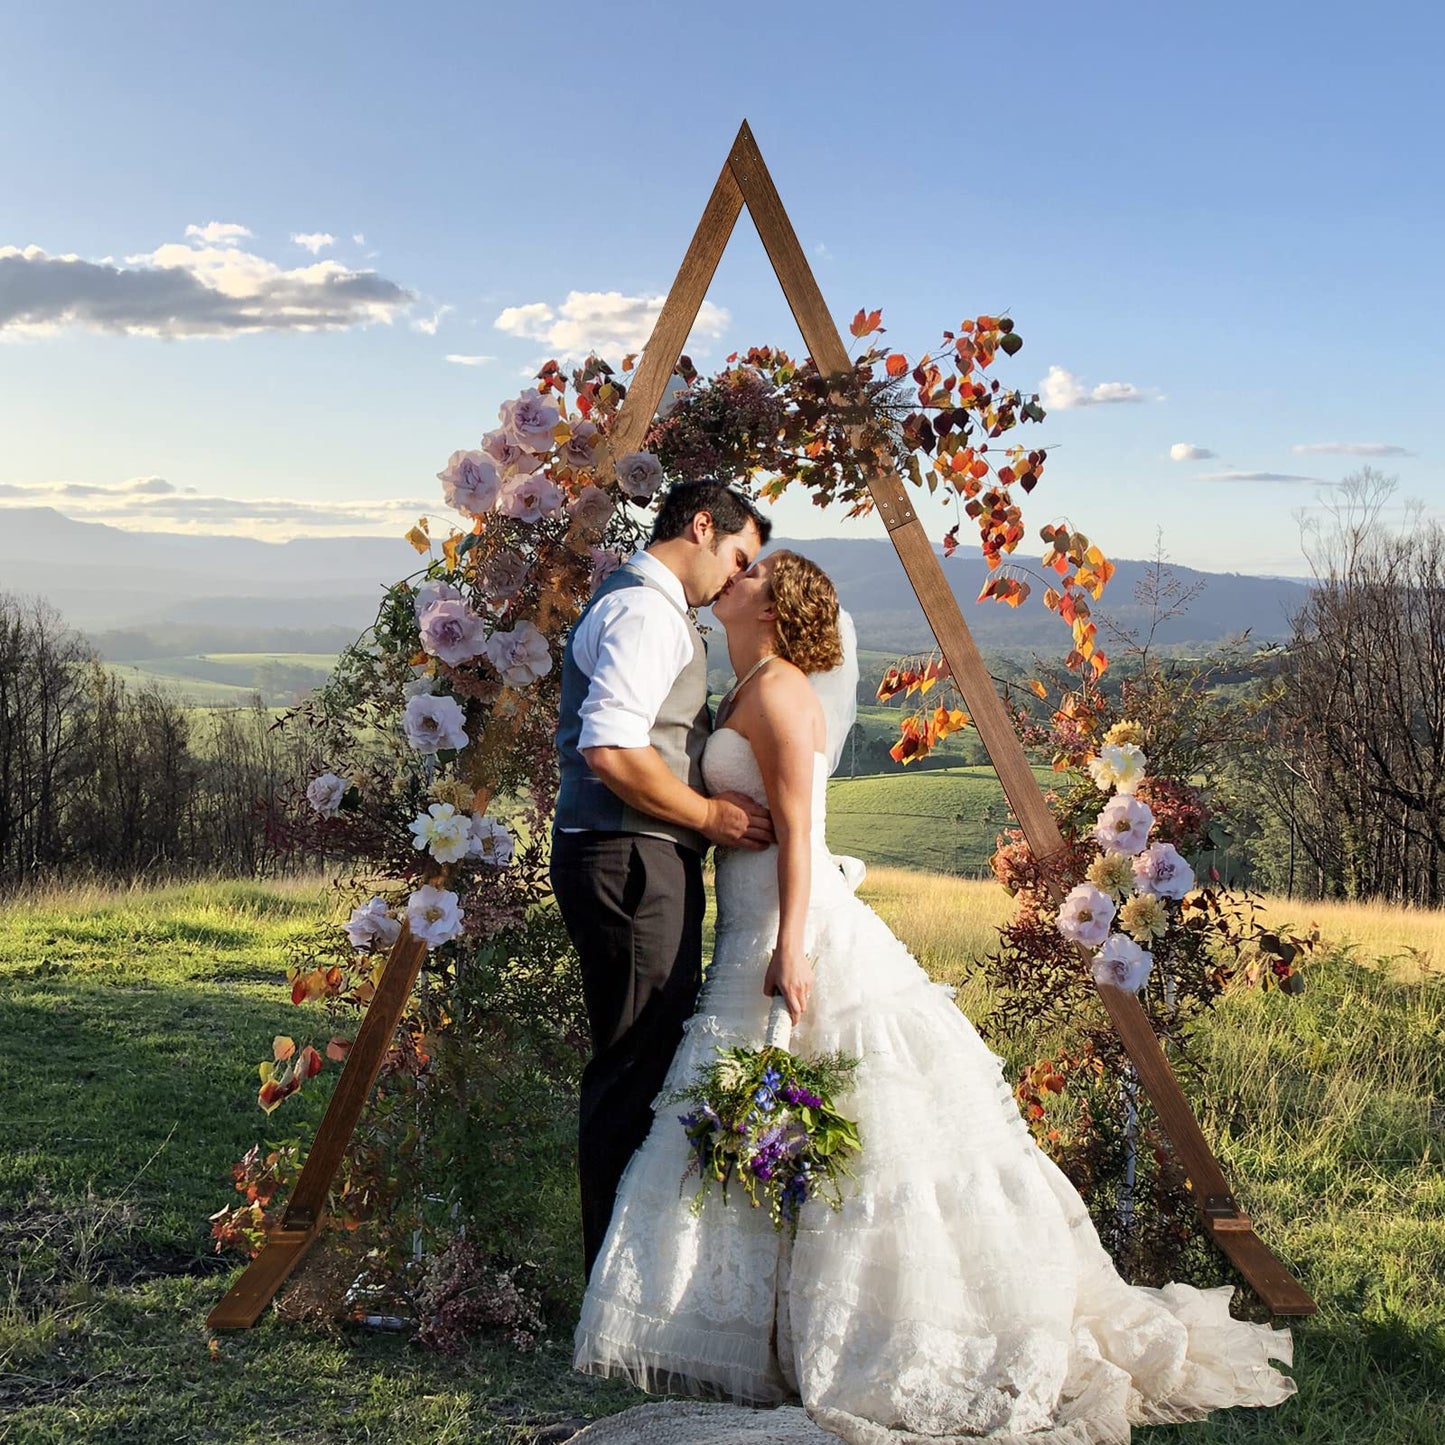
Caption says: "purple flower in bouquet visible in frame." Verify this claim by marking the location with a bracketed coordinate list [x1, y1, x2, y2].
[1093, 795, 1155, 856]
[615, 450, 664, 501]
[1057, 882, 1116, 948]
[305, 771, 348, 818]
[418, 598, 489, 667]
[498, 388, 561, 453]
[497, 473, 564, 524]
[482, 620, 551, 686]
[438, 449, 502, 519]
[567, 485, 616, 534]
[345, 897, 401, 952]
[1132, 840, 1195, 900]
[483, 428, 543, 479]
[403, 692, 468, 753]
[1090, 933, 1154, 992]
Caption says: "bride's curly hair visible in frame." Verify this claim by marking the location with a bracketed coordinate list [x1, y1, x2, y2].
[768, 551, 844, 674]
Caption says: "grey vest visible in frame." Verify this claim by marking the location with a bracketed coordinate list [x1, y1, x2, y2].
[555, 562, 711, 854]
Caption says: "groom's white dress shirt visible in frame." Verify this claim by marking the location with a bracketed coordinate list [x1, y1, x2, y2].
[572, 549, 697, 752]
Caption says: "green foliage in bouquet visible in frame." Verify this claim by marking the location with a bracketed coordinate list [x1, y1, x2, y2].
[670, 1044, 861, 1231]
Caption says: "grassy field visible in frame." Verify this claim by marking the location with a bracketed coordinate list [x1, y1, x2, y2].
[1, 875, 1442, 1442]
[108, 653, 338, 707]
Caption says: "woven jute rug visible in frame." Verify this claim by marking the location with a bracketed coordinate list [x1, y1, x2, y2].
[570, 1401, 838, 1443]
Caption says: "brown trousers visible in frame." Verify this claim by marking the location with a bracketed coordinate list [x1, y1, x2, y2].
[550, 830, 704, 1278]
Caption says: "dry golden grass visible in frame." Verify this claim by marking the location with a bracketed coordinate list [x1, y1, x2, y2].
[1252, 894, 1445, 974]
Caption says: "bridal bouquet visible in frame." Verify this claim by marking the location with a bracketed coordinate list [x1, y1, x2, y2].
[672, 1000, 861, 1231]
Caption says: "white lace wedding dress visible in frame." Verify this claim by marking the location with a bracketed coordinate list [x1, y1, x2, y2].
[573, 728, 1295, 1444]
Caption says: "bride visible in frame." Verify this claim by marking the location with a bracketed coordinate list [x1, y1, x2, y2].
[573, 550, 1295, 1444]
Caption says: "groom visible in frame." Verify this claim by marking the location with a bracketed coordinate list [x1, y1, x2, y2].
[552, 480, 774, 1277]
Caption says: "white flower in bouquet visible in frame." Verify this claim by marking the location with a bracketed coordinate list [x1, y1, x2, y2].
[482, 428, 543, 478]
[406, 885, 465, 949]
[1086, 850, 1136, 900]
[402, 692, 468, 753]
[438, 449, 502, 518]
[305, 772, 348, 818]
[412, 579, 463, 622]
[589, 546, 623, 591]
[499, 388, 561, 453]
[408, 802, 473, 863]
[559, 419, 599, 471]
[615, 450, 664, 501]
[1132, 841, 1195, 900]
[469, 814, 515, 867]
[567, 484, 616, 533]
[1093, 795, 1156, 855]
[1056, 883, 1116, 948]
[1091, 934, 1154, 992]
[418, 598, 488, 666]
[483, 620, 551, 686]
[497, 473, 565, 524]
[344, 897, 401, 952]
[1087, 742, 1147, 796]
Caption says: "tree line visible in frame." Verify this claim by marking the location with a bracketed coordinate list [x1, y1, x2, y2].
[0, 594, 315, 890]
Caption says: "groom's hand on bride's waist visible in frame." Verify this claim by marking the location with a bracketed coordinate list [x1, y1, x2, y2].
[704, 791, 774, 850]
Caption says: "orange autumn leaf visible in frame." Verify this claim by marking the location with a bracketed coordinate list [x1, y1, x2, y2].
[849, 307, 883, 338]
[1027, 679, 1049, 700]
[272, 1035, 295, 1063]
[885, 352, 909, 378]
[405, 521, 430, 554]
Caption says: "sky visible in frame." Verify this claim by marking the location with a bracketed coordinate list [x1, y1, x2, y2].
[2, 0, 1441, 577]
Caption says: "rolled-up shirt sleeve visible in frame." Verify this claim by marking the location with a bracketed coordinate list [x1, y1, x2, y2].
[574, 589, 696, 751]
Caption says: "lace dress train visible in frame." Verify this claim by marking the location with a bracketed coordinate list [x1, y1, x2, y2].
[573, 730, 1294, 1443]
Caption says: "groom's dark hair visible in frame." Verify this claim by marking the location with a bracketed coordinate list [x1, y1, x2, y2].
[650, 480, 772, 547]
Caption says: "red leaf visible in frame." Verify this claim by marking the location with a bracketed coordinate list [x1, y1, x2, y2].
[942, 526, 959, 558]
[885, 352, 909, 378]
[326, 1036, 351, 1062]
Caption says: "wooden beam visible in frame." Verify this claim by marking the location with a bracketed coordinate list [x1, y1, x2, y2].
[206, 924, 430, 1330]
[725, 122, 1314, 1315]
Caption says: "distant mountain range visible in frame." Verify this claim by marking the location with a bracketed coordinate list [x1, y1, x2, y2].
[0, 506, 1310, 655]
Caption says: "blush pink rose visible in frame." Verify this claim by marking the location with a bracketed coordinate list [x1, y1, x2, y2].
[498, 388, 561, 453]
[437, 449, 501, 518]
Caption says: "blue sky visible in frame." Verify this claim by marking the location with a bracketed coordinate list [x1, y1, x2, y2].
[2, 0, 1440, 575]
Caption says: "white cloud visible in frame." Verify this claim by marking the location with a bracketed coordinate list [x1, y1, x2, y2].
[1198, 470, 1321, 484]
[493, 289, 730, 358]
[412, 304, 454, 336]
[1170, 443, 1217, 461]
[0, 476, 433, 539]
[185, 221, 251, 245]
[445, 353, 495, 366]
[291, 231, 335, 254]
[352, 233, 366, 245]
[1040, 365, 1148, 409]
[0, 232, 415, 339]
[1292, 442, 1413, 458]
[814, 241, 833, 260]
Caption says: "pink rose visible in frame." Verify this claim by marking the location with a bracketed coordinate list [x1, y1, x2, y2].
[412, 579, 463, 622]
[589, 546, 622, 591]
[437, 449, 501, 519]
[615, 450, 663, 501]
[418, 598, 488, 666]
[498, 388, 561, 453]
[482, 549, 529, 600]
[1093, 795, 1155, 856]
[560, 419, 599, 472]
[402, 693, 468, 753]
[1090, 934, 1154, 992]
[1132, 841, 1195, 900]
[482, 620, 551, 686]
[1056, 883, 1116, 949]
[497, 473, 564, 524]
[482, 428, 543, 479]
[567, 485, 616, 534]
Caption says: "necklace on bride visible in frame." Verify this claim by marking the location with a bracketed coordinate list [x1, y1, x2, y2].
[718, 652, 777, 719]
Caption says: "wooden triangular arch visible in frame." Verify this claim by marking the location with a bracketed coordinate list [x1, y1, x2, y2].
[209, 122, 1313, 1330]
